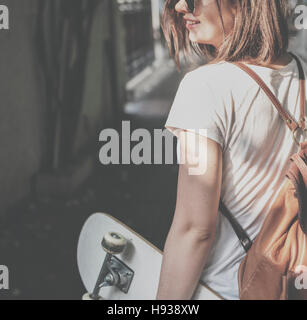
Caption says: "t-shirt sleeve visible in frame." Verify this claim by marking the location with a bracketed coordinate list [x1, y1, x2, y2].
[165, 71, 228, 152]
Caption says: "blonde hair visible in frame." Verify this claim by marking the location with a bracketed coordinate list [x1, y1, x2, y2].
[161, 0, 290, 70]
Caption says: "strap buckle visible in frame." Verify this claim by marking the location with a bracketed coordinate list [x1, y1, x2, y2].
[240, 238, 253, 253]
[292, 126, 307, 146]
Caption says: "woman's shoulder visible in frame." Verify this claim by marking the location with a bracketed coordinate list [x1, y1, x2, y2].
[184, 53, 307, 93]
[186, 61, 240, 80]
[184, 61, 254, 95]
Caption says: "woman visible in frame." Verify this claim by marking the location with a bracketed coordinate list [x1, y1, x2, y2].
[156, 0, 307, 300]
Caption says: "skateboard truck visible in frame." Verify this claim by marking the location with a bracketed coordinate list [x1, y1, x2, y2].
[83, 231, 134, 300]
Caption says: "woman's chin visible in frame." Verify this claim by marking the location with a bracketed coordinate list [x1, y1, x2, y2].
[189, 32, 213, 45]
[190, 37, 218, 47]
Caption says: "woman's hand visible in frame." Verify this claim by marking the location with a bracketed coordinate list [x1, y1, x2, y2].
[156, 129, 223, 300]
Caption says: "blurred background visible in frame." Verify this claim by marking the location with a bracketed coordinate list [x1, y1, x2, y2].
[0, 0, 306, 299]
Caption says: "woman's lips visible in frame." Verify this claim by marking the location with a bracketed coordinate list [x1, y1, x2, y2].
[185, 21, 201, 30]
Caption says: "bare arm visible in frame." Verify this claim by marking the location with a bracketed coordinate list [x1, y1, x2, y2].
[156, 130, 222, 300]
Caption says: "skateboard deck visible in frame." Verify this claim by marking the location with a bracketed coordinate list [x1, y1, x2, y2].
[77, 212, 222, 300]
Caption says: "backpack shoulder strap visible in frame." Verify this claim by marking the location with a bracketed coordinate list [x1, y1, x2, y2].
[219, 201, 253, 253]
[233, 53, 306, 132]
[290, 53, 306, 130]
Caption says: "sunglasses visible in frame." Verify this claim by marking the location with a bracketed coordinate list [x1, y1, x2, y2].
[185, 0, 216, 12]
[186, 0, 195, 12]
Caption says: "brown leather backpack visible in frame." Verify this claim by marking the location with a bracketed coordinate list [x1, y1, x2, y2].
[219, 53, 307, 300]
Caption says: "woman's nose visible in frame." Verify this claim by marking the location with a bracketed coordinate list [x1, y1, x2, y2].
[175, 0, 189, 14]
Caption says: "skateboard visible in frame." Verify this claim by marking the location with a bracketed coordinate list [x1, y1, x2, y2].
[77, 212, 223, 300]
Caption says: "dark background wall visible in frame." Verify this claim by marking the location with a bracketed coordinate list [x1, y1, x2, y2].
[0, 0, 45, 215]
[0, 0, 126, 216]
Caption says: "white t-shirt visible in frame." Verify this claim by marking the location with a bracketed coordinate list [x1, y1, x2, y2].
[164, 54, 307, 300]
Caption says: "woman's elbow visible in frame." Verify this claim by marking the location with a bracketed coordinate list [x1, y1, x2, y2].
[171, 222, 216, 243]
[187, 226, 216, 242]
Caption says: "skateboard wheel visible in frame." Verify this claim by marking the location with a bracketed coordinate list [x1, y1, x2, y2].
[101, 231, 127, 254]
[82, 293, 103, 300]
